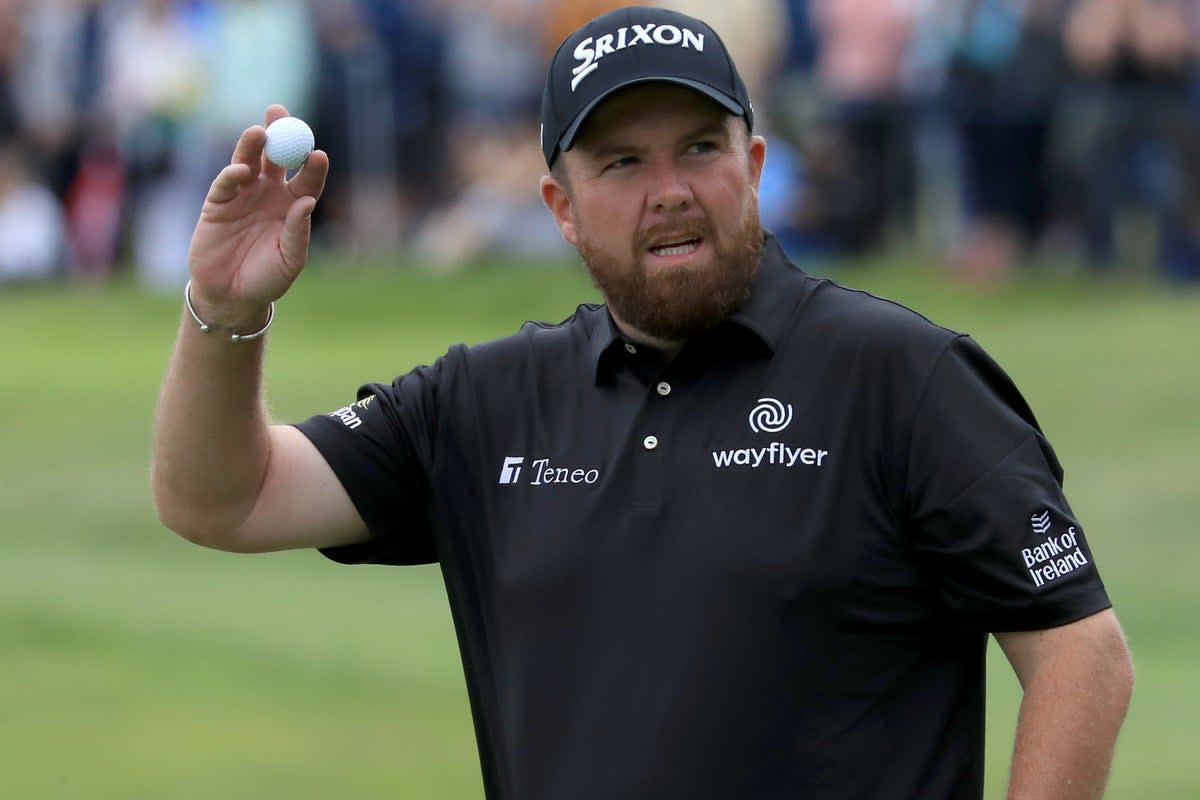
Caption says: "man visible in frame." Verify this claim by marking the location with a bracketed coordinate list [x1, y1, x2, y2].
[152, 7, 1133, 799]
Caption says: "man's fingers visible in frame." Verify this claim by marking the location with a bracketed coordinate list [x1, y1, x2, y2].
[287, 150, 329, 202]
[264, 104, 290, 127]
[279, 195, 317, 276]
[228, 106, 313, 189]
[206, 163, 253, 204]
[230, 126, 266, 176]
[260, 104, 292, 182]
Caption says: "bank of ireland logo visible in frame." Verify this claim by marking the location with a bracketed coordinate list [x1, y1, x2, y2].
[748, 398, 793, 434]
[1030, 509, 1052, 536]
[499, 456, 524, 485]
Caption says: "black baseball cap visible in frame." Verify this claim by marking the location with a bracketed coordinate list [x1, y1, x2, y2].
[540, 6, 753, 167]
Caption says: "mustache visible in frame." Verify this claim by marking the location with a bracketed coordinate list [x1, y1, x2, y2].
[635, 218, 716, 251]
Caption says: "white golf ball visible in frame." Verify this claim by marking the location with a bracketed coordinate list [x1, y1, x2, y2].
[264, 116, 314, 170]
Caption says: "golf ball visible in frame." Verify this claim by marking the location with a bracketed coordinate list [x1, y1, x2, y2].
[264, 116, 314, 169]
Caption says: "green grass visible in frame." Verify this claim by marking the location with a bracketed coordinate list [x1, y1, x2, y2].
[1, 254, 1197, 798]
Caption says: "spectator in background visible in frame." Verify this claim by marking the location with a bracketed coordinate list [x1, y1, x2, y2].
[14, 0, 106, 198]
[104, 0, 208, 289]
[1062, 0, 1200, 282]
[1181, 6, 1200, 282]
[412, 0, 566, 269]
[440, 0, 542, 136]
[542, 0, 638, 54]
[0, 0, 22, 138]
[17, 0, 123, 280]
[757, 0, 838, 262]
[310, 0, 447, 255]
[766, 0, 822, 135]
[198, 0, 315, 154]
[804, 0, 921, 255]
[660, 0, 787, 105]
[0, 138, 64, 283]
[941, 0, 1073, 283]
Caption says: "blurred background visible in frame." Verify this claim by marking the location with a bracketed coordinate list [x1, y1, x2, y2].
[0, 0, 1196, 286]
[0, 1, 1198, 798]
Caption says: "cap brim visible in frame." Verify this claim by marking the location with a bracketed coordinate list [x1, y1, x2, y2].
[556, 77, 746, 157]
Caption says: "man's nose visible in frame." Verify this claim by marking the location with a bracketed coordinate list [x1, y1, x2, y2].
[648, 158, 692, 213]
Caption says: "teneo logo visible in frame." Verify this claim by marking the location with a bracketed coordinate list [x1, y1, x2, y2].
[498, 456, 600, 486]
[1030, 509, 1052, 535]
[499, 456, 524, 484]
[571, 24, 706, 91]
[748, 398, 793, 434]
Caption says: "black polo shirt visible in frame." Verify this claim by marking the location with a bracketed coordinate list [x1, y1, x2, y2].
[295, 234, 1111, 800]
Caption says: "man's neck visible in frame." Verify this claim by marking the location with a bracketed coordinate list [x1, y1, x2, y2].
[608, 309, 686, 360]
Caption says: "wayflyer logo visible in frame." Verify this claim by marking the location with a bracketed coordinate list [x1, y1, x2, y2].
[748, 398, 793, 434]
[712, 398, 828, 471]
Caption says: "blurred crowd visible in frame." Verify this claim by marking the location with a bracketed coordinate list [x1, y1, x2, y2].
[0, 0, 1197, 289]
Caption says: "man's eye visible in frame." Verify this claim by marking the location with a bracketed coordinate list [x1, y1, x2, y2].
[687, 141, 718, 155]
[605, 156, 637, 171]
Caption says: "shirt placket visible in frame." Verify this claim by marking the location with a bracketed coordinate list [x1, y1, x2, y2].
[628, 360, 676, 518]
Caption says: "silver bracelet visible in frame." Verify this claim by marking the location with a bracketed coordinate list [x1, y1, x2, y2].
[183, 279, 275, 342]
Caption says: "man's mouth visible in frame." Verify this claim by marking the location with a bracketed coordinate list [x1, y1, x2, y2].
[649, 238, 702, 257]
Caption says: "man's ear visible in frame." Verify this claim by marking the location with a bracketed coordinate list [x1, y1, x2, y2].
[747, 134, 767, 193]
[540, 172, 578, 246]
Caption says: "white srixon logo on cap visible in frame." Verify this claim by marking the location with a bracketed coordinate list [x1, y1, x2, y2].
[571, 24, 705, 92]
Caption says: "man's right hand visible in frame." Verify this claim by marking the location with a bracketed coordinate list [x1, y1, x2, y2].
[186, 103, 329, 332]
[154, 104, 368, 553]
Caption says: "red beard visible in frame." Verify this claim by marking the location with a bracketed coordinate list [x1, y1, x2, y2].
[577, 203, 764, 341]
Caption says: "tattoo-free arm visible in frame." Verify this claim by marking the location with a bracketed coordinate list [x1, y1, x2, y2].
[995, 609, 1134, 800]
[151, 104, 368, 553]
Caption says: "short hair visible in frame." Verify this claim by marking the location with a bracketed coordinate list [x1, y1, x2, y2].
[550, 159, 571, 196]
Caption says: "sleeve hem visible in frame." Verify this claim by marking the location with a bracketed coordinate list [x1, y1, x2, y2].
[291, 419, 437, 566]
[983, 587, 1113, 633]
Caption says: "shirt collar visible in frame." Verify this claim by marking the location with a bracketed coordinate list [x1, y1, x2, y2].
[587, 231, 809, 383]
[725, 232, 809, 352]
[588, 306, 624, 381]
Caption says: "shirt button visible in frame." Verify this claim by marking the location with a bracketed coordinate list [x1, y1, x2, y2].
[624, 343, 637, 354]
[656, 381, 671, 397]
[643, 435, 658, 450]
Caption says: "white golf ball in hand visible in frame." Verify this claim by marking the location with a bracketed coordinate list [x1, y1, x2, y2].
[264, 116, 315, 170]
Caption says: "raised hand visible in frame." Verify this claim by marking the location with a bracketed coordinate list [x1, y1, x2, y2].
[186, 104, 329, 331]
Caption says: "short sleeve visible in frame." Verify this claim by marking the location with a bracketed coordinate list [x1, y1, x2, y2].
[291, 361, 442, 566]
[905, 336, 1111, 632]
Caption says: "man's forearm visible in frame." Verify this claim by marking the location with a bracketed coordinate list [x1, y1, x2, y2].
[1005, 637, 1134, 799]
[151, 310, 273, 543]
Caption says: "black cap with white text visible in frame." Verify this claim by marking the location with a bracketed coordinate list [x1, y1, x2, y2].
[540, 6, 754, 167]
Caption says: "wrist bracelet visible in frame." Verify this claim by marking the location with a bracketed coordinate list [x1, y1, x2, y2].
[183, 280, 275, 342]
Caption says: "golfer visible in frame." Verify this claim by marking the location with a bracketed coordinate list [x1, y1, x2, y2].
[153, 7, 1133, 799]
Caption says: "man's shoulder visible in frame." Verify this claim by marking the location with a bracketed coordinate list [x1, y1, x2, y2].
[790, 275, 964, 357]
[454, 302, 603, 367]
[518, 302, 606, 337]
